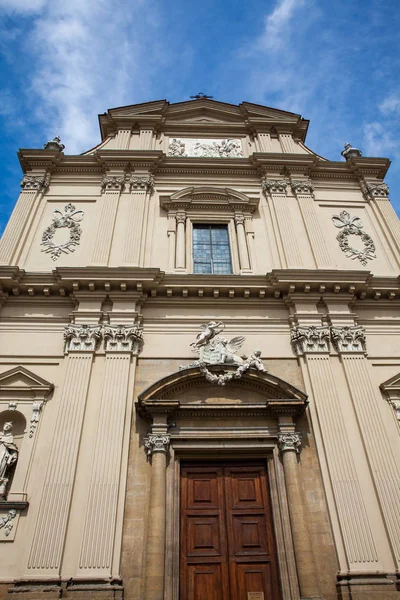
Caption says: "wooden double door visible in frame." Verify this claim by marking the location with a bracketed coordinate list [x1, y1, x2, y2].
[180, 462, 281, 600]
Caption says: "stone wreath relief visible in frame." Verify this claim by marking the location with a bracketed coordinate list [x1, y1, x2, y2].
[41, 203, 84, 261]
[180, 320, 267, 385]
[332, 210, 376, 266]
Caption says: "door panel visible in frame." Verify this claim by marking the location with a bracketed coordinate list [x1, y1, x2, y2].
[180, 462, 280, 600]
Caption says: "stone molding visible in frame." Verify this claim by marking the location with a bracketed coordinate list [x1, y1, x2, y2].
[103, 324, 143, 354]
[291, 326, 330, 355]
[144, 434, 170, 456]
[330, 325, 366, 354]
[277, 432, 302, 453]
[261, 178, 288, 195]
[29, 401, 43, 438]
[101, 175, 125, 192]
[290, 179, 315, 195]
[129, 174, 154, 191]
[20, 174, 50, 192]
[64, 324, 102, 353]
[365, 182, 390, 199]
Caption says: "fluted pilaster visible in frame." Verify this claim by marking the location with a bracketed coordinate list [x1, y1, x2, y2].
[91, 176, 125, 265]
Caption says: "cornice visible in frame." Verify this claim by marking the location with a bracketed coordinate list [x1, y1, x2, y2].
[0, 268, 399, 302]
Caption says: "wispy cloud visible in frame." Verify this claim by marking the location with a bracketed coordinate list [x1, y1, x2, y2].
[0, 0, 167, 153]
[259, 0, 306, 50]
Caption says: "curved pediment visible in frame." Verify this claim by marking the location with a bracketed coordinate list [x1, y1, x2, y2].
[138, 366, 307, 418]
[160, 186, 259, 213]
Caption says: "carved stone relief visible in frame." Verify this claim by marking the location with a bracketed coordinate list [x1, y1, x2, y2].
[261, 178, 288, 194]
[41, 203, 84, 261]
[104, 324, 143, 354]
[331, 325, 366, 353]
[291, 179, 315, 195]
[366, 182, 390, 198]
[332, 210, 376, 266]
[0, 422, 18, 499]
[168, 138, 243, 158]
[129, 175, 154, 191]
[0, 510, 16, 536]
[180, 321, 267, 385]
[20, 174, 50, 192]
[101, 175, 125, 191]
[291, 326, 330, 355]
[29, 401, 43, 438]
[64, 324, 102, 353]
[145, 434, 170, 456]
[277, 432, 302, 453]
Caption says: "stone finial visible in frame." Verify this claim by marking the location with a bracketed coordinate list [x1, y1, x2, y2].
[44, 136, 65, 152]
[341, 142, 362, 161]
[277, 432, 302, 454]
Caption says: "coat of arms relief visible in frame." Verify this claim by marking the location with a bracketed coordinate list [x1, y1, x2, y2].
[180, 321, 267, 385]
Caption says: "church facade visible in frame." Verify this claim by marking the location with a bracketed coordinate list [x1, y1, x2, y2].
[0, 98, 399, 600]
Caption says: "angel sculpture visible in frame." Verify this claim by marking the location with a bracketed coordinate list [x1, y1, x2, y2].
[219, 336, 246, 365]
[190, 321, 224, 350]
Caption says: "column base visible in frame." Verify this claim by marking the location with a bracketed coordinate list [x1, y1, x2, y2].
[6, 580, 123, 600]
[337, 572, 398, 599]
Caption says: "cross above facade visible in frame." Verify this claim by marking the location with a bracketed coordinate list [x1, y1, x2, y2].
[189, 92, 214, 100]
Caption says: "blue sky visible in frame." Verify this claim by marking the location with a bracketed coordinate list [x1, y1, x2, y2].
[0, 0, 399, 234]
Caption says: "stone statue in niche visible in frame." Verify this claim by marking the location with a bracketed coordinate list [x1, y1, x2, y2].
[0, 422, 19, 498]
[181, 321, 267, 385]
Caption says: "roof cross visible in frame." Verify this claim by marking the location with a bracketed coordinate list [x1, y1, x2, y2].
[189, 92, 214, 100]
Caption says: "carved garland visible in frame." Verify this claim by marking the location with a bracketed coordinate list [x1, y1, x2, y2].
[41, 204, 84, 261]
[332, 211, 375, 266]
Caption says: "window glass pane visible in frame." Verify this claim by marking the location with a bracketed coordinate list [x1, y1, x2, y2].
[193, 227, 210, 243]
[211, 227, 229, 244]
[213, 262, 232, 274]
[193, 224, 232, 275]
[194, 262, 212, 274]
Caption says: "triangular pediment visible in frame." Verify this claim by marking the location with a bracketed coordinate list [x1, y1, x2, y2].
[0, 367, 54, 401]
[380, 373, 400, 398]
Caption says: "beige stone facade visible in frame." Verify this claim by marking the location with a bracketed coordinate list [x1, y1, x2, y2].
[0, 98, 399, 599]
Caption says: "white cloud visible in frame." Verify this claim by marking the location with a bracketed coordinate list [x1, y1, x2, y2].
[259, 0, 307, 50]
[0, 0, 165, 154]
[380, 94, 400, 115]
[363, 122, 397, 157]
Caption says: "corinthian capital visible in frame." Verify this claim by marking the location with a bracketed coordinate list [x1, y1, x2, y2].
[145, 434, 170, 456]
[330, 325, 366, 353]
[104, 324, 143, 354]
[129, 175, 154, 191]
[20, 174, 50, 192]
[367, 182, 390, 198]
[234, 214, 245, 226]
[278, 432, 302, 454]
[176, 211, 186, 225]
[101, 175, 125, 192]
[261, 178, 288, 195]
[290, 179, 315, 195]
[291, 326, 330, 355]
[64, 324, 102, 353]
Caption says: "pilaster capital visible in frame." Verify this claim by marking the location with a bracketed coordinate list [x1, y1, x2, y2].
[20, 174, 50, 192]
[234, 213, 245, 226]
[64, 324, 102, 353]
[129, 174, 154, 191]
[145, 434, 170, 456]
[366, 182, 390, 198]
[330, 325, 366, 354]
[290, 179, 315, 196]
[261, 178, 288, 195]
[176, 211, 186, 225]
[278, 432, 302, 454]
[291, 325, 330, 355]
[104, 324, 143, 354]
[101, 175, 125, 192]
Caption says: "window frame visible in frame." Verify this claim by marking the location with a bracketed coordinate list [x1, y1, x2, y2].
[187, 216, 240, 275]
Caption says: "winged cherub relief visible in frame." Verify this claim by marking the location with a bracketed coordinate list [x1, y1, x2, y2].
[181, 321, 267, 385]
